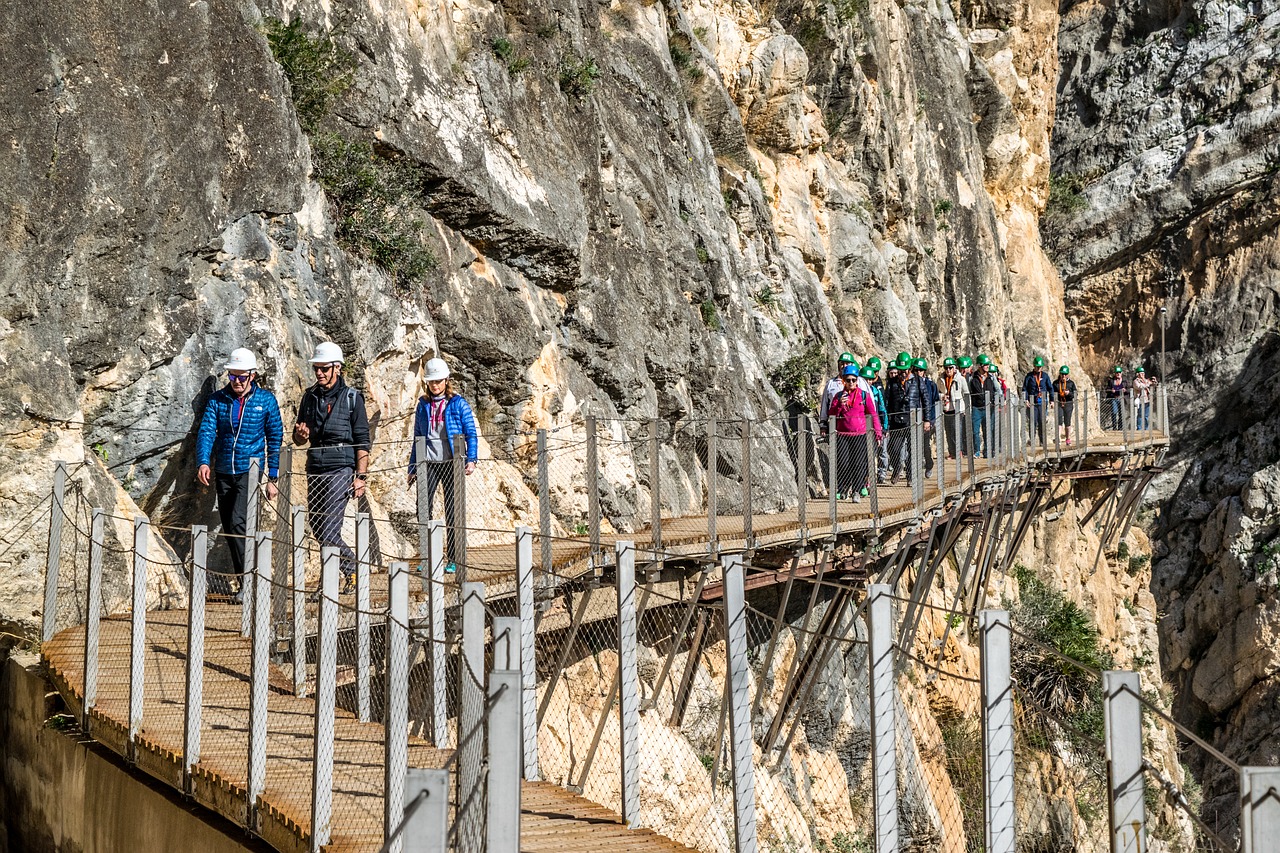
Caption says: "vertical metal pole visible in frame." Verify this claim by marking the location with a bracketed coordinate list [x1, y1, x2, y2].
[981, 609, 1015, 853]
[538, 429, 553, 580]
[385, 561, 410, 853]
[42, 461, 67, 643]
[248, 531, 271, 829]
[650, 418, 662, 552]
[242, 458, 260, 638]
[458, 582, 486, 853]
[828, 426, 839, 532]
[515, 526, 539, 780]
[797, 414, 808, 537]
[1240, 767, 1280, 853]
[1082, 392, 1090, 455]
[742, 419, 753, 546]
[184, 525, 207, 794]
[356, 511, 371, 722]
[935, 416, 945, 497]
[415, 436, 430, 565]
[707, 418, 718, 552]
[912, 409, 923, 507]
[128, 515, 148, 759]
[1103, 670, 1146, 853]
[452, 436, 468, 580]
[722, 553, 759, 853]
[616, 541, 641, 826]
[868, 583, 899, 853]
[311, 546, 339, 853]
[866, 430, 880, 530]
[429, 519, 447, 748]
[487, 667, 522, 853]
[586, 415, 600, 564]
[82, 508, 104, 732]
[292, 506, 307, 697]
[404, 768, 450, 853]
[1054, 391, 1062, 458]
[1162, 385, 1170, 436]
[272, 444, 293, 636]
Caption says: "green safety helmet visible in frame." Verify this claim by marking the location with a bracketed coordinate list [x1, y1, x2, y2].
[911, 357, 928, 371]
[1033, 356, 1046, 368]
[1114, 365, 1123, 373]
[1135, 366, 1145, 373]
[976, 354, 992, 366]
[896, 350, 912, 365]
[860, 365, 876, 380]
[867, 356, 882, 371]
[991, 365, 1000, 374]
[839, 351, 856, 365]
[1059, 365, 1070, 375]
[957, 356, 973, 369]
[943, 357, 956, 367]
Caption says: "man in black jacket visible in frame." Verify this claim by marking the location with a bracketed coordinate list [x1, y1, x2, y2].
[885, 357, 912, 483]
[293, 342, 371, 592]
[968, 358, 999, 458]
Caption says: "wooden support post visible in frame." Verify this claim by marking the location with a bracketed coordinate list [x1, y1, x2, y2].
[616, 541, 641, 825]
[83, 508, 104, 732]
[868, 583, 899, 853]
[1104, 671, 1146, 853]
[356, 512, 371, 722]
[184, 526, 207, 794]
[42, 461, 67, 643]
[248, 531, 271, 829]
[428, 519, 448, 748]
[707, 418, 718, 553]
[291, 505, 307, 697]
[722, 553, 759, 853]
[742, 418, 753, 546]
[128, 515, 148, 760]
[514, 527, 539, 779]
[981, 609, 1015, 853]
[242, 458, 260, 638]
[311, 546, 339, 852]
[385, 562, 410, 853]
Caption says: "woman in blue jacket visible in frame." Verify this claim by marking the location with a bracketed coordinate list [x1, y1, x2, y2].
[408, 358, 478, 571]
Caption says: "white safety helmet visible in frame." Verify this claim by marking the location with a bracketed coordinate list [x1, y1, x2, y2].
[224, 348, 258, 372]
[424, 357, 451, 382]
[309, 341, 344, 365]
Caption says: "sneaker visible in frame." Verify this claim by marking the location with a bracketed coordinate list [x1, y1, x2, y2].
[852, 494, 862, 503]
[890, 473, 899, 485]
[925, 467, 934, 479]
[445, 562, 458, 574]
[877, 474, 888, 485]
[1065, 438, 1072, 446]
[860, 487, 869, 497]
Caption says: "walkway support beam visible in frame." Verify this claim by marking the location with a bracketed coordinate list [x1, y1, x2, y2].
[868, 583, 899, 853]
[723, 553, 759, 853]
[981, 609, 1015, 853]
[1104, 670, 1146, 853]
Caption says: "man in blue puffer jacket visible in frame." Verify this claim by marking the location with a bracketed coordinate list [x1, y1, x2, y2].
[195, 348, 283, 596]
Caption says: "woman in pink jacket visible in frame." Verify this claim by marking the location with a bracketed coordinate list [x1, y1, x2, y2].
[828, 364, 884, 502]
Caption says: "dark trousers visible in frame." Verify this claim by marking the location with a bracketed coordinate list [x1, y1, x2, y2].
[421, 462, 460, 564]
[835, 433, 870, 496]
[943, 411, 960, 457]
[308, 468, 357, 577]
[213, 472, 250, 595]
[1029, 402, 1047, 444]
[888, 427, 910, 479]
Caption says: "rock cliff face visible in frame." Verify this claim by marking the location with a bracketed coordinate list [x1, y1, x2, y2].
[1045, 0, 1280, 824]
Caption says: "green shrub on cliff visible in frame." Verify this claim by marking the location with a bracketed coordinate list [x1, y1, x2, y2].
[769, 342, 827, 410]
[261, 17, 356, 133]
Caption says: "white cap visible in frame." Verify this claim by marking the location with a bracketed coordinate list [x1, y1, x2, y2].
[424, 357, 451, 381]
[224, 348, 258, 371]
[309, 341, 344, 365]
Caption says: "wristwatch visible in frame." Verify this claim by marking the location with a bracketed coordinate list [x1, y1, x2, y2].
[355, 473, 367, 481]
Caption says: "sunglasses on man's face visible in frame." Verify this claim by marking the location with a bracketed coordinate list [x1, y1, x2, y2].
[228, 373, 252, 383]
[313, 364, 340, 374]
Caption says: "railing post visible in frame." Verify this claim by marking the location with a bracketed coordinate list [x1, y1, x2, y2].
[1103, 670, 1145, 852]
[452, 436, 468, 580]
[429, 519, 448, 748]
[980, 609, 1015, 853]
[866, 430, 880, 531]
[404, 767, 450, 853]
[291, 505, 307, 696]
[385, 561, 410, 853]
[722, 553, 759, 853]
[616, 541, 641, 826]
[537, 429, 553, 583]
[356, 511, 371, 722]
[311, 546, 340, 853]
[707, 418, 718, 553]
[1122, 391, 1131, 448]
[41, 461, 67, 643]
[935, 414, 945, 497]
[828, 425, 838, 533]
[242, 458, 260, 637]
[82, 508, 104, 732]
[912, 409, 924, 507]
[515, 526, 539, 780]
[649, 418, 662, 553]
[742, 418, 753, 547]
[868, 583, 899, 852]
[1161, 385, 1170, 436]
[248, 531, 271, 830]
[415, 435, 430, 564]
[1240, 767, 1280, 853]
[458, 581, 486, 853]
[184, 525, 207, 794]
[1082, 392, 1090, 455]
[796, 414, 808, 538]
[272, 444, 293, 640]
[586, 415, 600, 567]
[128, 514, 148, 761]
[487, 664, 522, 853]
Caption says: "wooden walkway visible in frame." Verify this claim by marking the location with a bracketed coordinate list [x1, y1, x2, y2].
[40, 429, 1166, 853]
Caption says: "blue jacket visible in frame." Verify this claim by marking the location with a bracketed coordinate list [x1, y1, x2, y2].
[1022, 371, 1054, 404]
[196, 384, 284, 477]
[870, 384, 889, 430]
[409, 394, 479, 468]
[905, 375, 939, 423]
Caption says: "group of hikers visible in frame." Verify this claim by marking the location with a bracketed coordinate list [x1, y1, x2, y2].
[815, 351, 1159, 501]
[194, 345, 477, 597]
[192, 343, 1156, 596]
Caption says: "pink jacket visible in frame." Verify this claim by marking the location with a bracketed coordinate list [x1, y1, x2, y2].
[828, 388, 883, 441]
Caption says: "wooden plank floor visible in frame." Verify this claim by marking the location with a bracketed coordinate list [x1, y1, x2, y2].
[40, 428, 1164, 853]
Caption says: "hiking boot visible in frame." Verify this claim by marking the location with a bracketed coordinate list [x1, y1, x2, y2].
[445, 562, 458, 574]
[860, 487, 869, 497]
